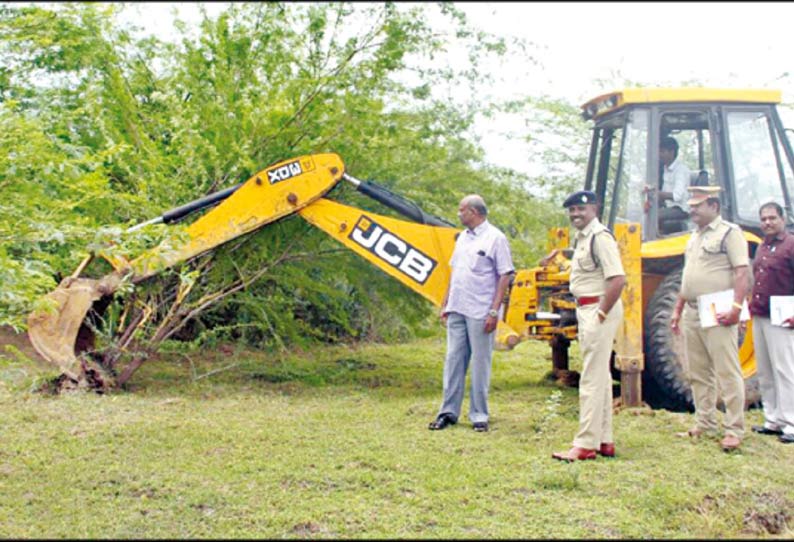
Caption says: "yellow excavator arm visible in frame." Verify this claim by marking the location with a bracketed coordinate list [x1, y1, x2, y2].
[27, 153, 523, 384]
[298, 199, 456, 307]
[108, 153, 347, 280]
[29, 153, 345, 378]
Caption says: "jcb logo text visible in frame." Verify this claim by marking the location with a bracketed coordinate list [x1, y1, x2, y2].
[350, 216, 436, 284]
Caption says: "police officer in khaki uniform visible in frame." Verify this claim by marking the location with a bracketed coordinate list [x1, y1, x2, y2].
[547, 190, 626, 462]
[670, 186, 749, 451]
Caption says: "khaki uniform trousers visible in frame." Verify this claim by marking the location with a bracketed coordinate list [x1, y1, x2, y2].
[682, 306, 745, 438]
[573, 300, 623, 450]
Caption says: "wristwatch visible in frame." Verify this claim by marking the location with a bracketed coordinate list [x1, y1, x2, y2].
[488, 309, 499, 318]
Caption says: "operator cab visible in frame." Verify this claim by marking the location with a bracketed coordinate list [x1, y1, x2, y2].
[581, 88, 794, 240]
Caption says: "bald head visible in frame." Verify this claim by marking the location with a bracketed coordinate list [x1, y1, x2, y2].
[461, 194, 487, 216]
[458, 194, 488, 229]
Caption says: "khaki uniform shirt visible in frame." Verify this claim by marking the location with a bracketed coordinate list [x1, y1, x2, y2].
[569, 218, 625, 298]
[680, 216, 749, 302]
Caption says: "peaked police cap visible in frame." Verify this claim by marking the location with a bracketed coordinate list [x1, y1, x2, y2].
[686, 185, 722, 206]
[562, 190, 598, 208]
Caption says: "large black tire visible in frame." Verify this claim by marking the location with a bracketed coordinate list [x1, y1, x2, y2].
[643, 268, 693, 411]
[642, 266, 761, 412]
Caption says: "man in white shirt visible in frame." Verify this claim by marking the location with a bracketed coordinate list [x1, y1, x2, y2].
[654, 136, 692, 234]
[428, 195, 514, 433]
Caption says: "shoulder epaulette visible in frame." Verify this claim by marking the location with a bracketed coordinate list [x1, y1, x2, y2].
[590, 228, 615, 269]
[719, 221, 741, 253]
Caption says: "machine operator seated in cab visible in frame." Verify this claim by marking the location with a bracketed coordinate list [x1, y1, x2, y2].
[646, 136, 692, 235]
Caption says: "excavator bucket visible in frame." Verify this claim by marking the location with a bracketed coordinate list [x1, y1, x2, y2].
[27, 154, 346, 382]
[27, 273, 123, 379]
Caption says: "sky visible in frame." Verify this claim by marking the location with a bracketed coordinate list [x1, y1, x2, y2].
[457, 2, 794, 175]
[465, 2, 794, 103]
[123, 2, 794, 176]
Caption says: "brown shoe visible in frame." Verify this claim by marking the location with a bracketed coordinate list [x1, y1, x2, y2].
[720, 435, 741, 451]
[552, 446, 597, 462]
[598, 442, 615, 457]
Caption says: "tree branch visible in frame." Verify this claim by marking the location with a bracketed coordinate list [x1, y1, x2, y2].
[157, 247, 345, 343]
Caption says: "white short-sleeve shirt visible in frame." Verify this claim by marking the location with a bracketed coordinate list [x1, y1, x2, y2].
[444, 220, 514, 319]
[662, 158, 692, 212]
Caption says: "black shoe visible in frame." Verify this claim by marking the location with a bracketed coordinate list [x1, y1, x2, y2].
[779, 433, 794, 444]
[428, 413, 456, 430]
[472, 422, 489, 432]
[752, 425, 783, 436]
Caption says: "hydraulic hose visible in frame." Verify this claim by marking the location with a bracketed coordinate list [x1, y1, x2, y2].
[342, 173, 454, 228]
[127, 182, 244, 232]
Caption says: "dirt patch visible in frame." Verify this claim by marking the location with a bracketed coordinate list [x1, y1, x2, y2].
[551, 368, 580, 387]
[291, 522, 323, 536]
[0, 325, 115, 394]
[742, 492, 792, 535]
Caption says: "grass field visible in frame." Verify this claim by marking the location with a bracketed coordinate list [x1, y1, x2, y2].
[1, 331, 792, 538]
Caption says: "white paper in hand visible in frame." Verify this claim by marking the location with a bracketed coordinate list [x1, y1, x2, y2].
[770, 296, 794, 327]
[697, 289, 749, 328]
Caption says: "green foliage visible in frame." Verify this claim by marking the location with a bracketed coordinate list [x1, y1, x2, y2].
[504, 94, 592, 204]
[0, 3, 562, 352]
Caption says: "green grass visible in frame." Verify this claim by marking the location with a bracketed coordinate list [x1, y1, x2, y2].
[1, 336, 793, 538]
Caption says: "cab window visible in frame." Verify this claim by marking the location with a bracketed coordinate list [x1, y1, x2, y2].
[725, 110, 791, 222]
[655, 111, 716, 236]
[592, 108, 649, 232]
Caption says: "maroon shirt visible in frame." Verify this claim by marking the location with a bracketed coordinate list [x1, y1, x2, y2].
[750, 230, 794, 317]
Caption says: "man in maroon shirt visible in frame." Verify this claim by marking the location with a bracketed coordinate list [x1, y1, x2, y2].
[749, 201, 794, 444]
